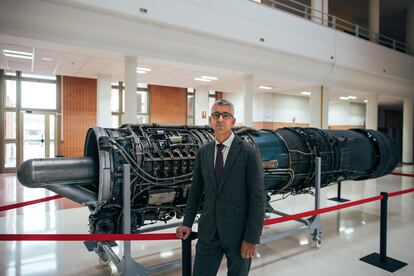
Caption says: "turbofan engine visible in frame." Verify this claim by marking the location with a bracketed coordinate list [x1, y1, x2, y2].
[17, 125, 397, 234]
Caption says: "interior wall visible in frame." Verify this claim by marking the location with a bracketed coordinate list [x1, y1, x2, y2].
[328, 101, 365, 128]
[59, 76, 97, 157]
[272, 94, 310, 123]
[223, 92, 244, 125]
[149, 85, 187, 125]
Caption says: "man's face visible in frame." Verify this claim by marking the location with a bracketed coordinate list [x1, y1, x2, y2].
[209, 104, 236, 136]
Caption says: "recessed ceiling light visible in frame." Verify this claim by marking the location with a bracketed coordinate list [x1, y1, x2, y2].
[201, 75, 218, 80]
[259, 85, 272, 90]
[42, 57, 53, 61]
[301, 91, 311, 95]
[3, 49, 33, 60]
[364, 100, 368, 103]
[195, 77, 211, 82]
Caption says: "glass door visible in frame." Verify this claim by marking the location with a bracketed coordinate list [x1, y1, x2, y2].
[21, 112, 56, 162]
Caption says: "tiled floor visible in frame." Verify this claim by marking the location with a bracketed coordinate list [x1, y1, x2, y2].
[0, 166, 413, 275]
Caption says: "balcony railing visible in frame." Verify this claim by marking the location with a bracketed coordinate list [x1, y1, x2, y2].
[252, 0, 413, 56]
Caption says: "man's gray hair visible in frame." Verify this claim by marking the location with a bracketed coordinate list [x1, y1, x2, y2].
[211, 99, 234, 115]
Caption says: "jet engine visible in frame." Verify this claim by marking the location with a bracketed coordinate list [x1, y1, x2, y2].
[17, 125, 397, 234]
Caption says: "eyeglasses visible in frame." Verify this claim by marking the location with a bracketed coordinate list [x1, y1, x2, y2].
[211, 111, 233, 120]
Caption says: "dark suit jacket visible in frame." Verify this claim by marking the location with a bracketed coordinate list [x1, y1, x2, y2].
[183, 134, 265, 248]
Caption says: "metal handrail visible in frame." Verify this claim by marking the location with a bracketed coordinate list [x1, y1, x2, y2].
[252, 0, 413, 56]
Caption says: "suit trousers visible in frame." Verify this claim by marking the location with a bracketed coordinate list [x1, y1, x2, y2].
[193, 233, 251, 276]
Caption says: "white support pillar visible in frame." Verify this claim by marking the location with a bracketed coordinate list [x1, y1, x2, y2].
[122, 56, 137, 124]
[194, 86, 209, 126]
[403, 99, 413, 163]
[243, 75, 253, 127]
[96, 74, 112, 128]
[311, 0, 328, 25]
[406, 2, 414, 54]
[365, 94, 378, 130]
[369, 0, 380, 42]
[309, 85, 328, 128]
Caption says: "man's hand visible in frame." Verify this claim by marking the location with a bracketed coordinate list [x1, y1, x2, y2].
[241, 240, 256, 259]
[176, 226, 192, 240]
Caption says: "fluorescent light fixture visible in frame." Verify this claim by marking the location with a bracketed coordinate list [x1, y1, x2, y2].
[364, 99, 368, 103]
[136, 70, 147, 74]
[258, 85, 272, 90]
[3, 49, 33, 60]
[201, 75, 218, 80]
[194, 77, 211, 82]
[41, 57, 53, 61]
[301, 91, 311, 95]
[339, 96, 349, 100]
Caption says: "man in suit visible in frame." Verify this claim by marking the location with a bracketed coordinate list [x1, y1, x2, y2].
[176, 99, 265, 276]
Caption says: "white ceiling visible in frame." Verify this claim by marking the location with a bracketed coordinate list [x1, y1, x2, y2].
[0, 40, 403, 107]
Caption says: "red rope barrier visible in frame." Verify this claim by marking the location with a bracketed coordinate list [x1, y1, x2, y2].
[0, 233, 178, 241]
[264, 194, 383, 226]
[390, 172, 414, 177]
[389, 187, 414, 197]
[1, 187, 413, 241]
[0, 195, 63, 212]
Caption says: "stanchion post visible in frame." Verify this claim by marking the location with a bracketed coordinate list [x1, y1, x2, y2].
[121, 164, 149, 275]
[182, 232, 197, 276]
[360, 192, 407, 272]
[310, 157, 322, 246]
[379, 192, 388, 262]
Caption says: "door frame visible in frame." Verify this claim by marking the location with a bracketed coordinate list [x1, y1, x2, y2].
[19, 111, 57, 163]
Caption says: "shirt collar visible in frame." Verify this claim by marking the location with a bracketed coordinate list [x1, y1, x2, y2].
[215, 132, 235, 148]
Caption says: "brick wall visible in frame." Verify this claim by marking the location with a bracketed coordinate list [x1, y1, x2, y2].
[149, 85, 186, 125]
[59, 76, 97, 157]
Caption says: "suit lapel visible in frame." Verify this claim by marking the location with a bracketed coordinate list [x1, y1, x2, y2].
[219, 135, 242, 192]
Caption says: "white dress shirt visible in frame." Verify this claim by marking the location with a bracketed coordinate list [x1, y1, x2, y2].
[214, 132, 235, 166]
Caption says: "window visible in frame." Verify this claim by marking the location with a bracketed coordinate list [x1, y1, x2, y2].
[111, 82, 123, 128]
[1, 70, 58, 171]
[208, 90, 217, 116]
[4, 80, 17, 107]
[21, 81, 57, 109]
[186, 88, 195, 126]
[4, 143, 16, 168]
[3, 112, 16, 139]
[137, 91, 148, 114]
[111, 81, 149, 128]
[111, 88, 120, 112]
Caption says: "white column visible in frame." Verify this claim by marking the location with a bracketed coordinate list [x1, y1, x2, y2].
[406, 2, 414, 54]
[322, 0, 329, 26]
[369, 0, 380, 41]
[321, 86, 329, 129]
[243, 75, 253, 127]
[122, 56, 137, 124]
[96, 74, 112, 128]
[311, 0, 328, 25]
[365, 94, 378, 130]
[194, 86, 209, 126]
[403, 99, 413, 163]
[309, 85, 328, 128]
